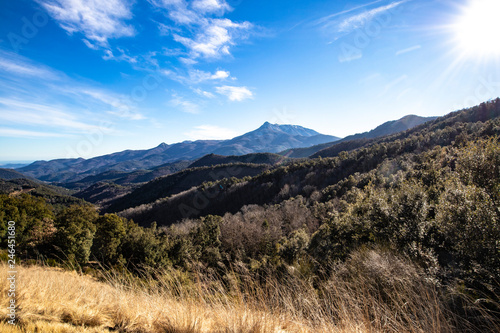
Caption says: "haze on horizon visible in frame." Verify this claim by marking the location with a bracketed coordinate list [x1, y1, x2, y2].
[0, 0, 499, 162]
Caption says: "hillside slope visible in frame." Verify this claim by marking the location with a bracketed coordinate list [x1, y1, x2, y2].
[62, 160, 191, 190]
[0, 178, 82, 208]
[100, 163, 270, 212]
[284, 115, 436, 158]
[119, 99, 500, 227]
[188, 152, 291, 168]
[0, 168, 31, 180]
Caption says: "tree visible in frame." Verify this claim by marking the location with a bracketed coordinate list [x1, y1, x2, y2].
[53, 205, 98, 265]
[120, 221, 170, 269]
[91, 214, 127, 265]
[0, 194, 55, 255]
[191, 215, 222, 267]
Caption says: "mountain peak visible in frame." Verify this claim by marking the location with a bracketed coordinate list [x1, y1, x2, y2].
[255, 122, 322, 137]
[259, 121, 273, 129]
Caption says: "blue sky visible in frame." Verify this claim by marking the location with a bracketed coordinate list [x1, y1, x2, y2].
[0, 0, 499, 162]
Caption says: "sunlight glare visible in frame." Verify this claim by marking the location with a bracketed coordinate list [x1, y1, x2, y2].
[453, 0, 500, 58]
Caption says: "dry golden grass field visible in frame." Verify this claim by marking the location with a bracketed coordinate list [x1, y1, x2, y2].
[3, 249, 495, 333]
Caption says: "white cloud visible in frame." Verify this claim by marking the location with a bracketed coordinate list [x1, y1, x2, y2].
[193, 88, 215, 98]
[82, 39, 99, 50]
[173, 19, 252, 59]
[170, 95, 200, 114]
[102, 48, 138, 63]
[151, 0, 252, 59]
[211, 70, 230, 79]
[189, 69, 230, 82]
[192, 0, 231, 14]
[184, 124, 238, 140]
[37, 0, 135, 46]
[216, 85, 253, 101]
[149, 0, 197, 24]
[179, 57, 198, 65]
[157, 21, 182, 36]
[163, 68, 231, 84]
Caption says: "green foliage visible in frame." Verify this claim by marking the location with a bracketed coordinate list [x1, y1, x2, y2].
[0, 193, 55, 254]
[435, 179, 500, 280]
[53, 205, 98, 265]
[457, 137, 500, 195]
[278, 228, 309, 265]
[190, 215, 223, 267]
[91, 214, 127, 265]
[119, 221, 171, 269]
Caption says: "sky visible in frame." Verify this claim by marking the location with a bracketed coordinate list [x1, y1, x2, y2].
[0, 0, 499, 163]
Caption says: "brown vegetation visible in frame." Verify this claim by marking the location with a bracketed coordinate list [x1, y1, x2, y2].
[3, 248, 492, 333]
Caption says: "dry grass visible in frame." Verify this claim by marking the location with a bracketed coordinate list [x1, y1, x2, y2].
[0, 249, 495, 333]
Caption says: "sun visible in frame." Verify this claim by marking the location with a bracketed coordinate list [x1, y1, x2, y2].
[452, 0, 500, 59]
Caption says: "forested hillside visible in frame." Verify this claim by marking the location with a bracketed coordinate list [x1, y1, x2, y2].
[118, 99, 500, 227]
[103, 163, 271, 213]
[282, 114, 437, 158]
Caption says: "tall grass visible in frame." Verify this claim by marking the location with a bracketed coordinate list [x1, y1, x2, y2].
[1, 249, 498, 332]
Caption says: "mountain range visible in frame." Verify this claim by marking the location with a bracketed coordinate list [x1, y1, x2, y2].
[17, 122, 338, 183]
[9, 115, 436, 185]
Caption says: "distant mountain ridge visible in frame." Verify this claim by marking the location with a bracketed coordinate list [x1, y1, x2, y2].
[18, 122, 339, 183]
[0, 168, 32, 181]
[283, 115, 437, 158]
[339, 115, 438, 142]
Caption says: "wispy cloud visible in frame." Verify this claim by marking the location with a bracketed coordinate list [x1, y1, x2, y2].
[184, 124, 238, 140]
[316, 0, 408, 37]
[378, 74, 408, 97]
[192, 0, 231, 14]
[0, 52, 61, 80]
[163, 68, 231, 84]
[0, 52, 147, 124]
[193, 88, 215, 98]
[0, 50, 152, 144]
[0, 98, 101, 132]
[338, 1, 406, 34]
[107, 110, 146, 120]
[396, 44, 421, 56]
[314, 0, 385, 26]
[37, 0, 135, 47]
[170, 94, 200, 114]
[62, 88, 147, 120]
[0, 127, 69, 138]
[102, 48, 138, 63]
[339, 52, 362, 63]
[216, 85, 253, 101]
